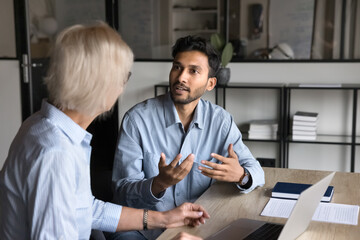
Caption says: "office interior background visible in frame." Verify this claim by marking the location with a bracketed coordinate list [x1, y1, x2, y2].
[1, 0, 360, 187]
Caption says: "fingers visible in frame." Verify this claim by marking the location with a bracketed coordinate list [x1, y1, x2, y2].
[189, 219, 201, 227]
[179, 154, 195, 172]
[162, 153, 195, 170]
[210, 152, 226, 163]
[188, 203, 210, 219]
[158, 152, 167, 167]
[200, 170, 225, 181]
[184, 210, 204, 220]
[173, 154, 195, 177]
[169, 154, 182, 167]
[172, 232, 203, 240]
[209, 143, 238, 164]
[227, 143, 237, 159]
[180, 203, 210, 223]
[200, 160, 219, 170]
[198, 163, 229, 181]
[196, 159, 225, 181]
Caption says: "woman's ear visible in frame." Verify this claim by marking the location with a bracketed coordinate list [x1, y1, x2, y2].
[206, 77, 217, 91]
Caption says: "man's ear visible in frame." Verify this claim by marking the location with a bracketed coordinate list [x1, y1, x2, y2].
[206, 77, 217, 91]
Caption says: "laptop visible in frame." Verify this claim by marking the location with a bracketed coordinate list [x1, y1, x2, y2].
[206, 172, 336, 240]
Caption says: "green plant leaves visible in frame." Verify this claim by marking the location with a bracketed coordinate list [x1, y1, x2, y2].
[221, 42, 234, 67]
[210, 33, 225, 52]
[210, 33, 234, 67]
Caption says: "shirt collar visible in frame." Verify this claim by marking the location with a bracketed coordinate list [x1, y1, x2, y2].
[40, 100, 92, 145]
[163, 93, 204, 129]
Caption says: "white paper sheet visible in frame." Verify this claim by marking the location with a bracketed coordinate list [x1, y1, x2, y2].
[261, 198, 359, 225]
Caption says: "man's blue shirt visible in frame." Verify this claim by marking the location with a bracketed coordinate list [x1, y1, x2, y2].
[112, 93, 265, 211]
[0, 101, 122, 239]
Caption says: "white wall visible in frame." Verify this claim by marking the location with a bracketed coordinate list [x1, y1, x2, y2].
[121, 62, 360, 172]
[122, 61, 360, 119]
[0, 60, 22, 168]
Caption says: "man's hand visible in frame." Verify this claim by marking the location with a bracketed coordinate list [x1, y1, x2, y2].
[163, 202, 210, 228]
[199, 144, 245, 183]
[152, 153, 194, 196]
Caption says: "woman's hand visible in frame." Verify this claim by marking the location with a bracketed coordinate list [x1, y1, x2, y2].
[163, 202, 210, 228]
[171, 232, 203, 240]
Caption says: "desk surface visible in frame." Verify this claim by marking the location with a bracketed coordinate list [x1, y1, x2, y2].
[157, 167, 360, 240]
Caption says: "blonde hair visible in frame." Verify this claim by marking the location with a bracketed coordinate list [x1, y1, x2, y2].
[44, 21, 133, 117]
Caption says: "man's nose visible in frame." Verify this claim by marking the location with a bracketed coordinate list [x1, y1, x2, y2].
[178, 69, 189, 82]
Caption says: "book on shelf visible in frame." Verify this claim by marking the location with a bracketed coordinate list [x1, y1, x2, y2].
[249, 119, 278, 132]
[248, 129, 277, 135]
[292, 130, 317, 136]
[292, 134, 316, 141]
[293, 119, 317, 127]
[292, 125, 317, 131]
[247, 119, 278, 140]
[272, 182, 334, 202]
[248, 132, 277, 140]
[293, 111, 318, 122]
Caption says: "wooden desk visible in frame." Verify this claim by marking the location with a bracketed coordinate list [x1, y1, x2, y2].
[158, 167, 360, 240]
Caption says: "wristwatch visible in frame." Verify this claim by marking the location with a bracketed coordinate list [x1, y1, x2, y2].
[240, 168, 250, 186]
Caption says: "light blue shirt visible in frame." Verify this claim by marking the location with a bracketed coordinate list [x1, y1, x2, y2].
[112, 93, 265, 211]
[0, 101, 122, 240]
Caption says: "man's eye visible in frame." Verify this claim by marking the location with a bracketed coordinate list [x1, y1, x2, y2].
[190, 69, 199, 74]
[173, 65, 181, 70]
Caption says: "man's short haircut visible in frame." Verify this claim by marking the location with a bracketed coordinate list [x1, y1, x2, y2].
[44, 21, 133, 117]
[171, 35, 220, 78]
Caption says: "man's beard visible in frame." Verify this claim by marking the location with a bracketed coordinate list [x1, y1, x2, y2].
[170, 82, 206, 105]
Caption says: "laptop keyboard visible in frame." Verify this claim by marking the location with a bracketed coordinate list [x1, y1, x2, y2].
[243, 223, 284, 240]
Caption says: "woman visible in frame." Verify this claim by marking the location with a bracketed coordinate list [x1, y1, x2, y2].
[0, 22, 207, 240]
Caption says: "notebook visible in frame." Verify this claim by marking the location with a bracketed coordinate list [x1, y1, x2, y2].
[205, 172, 336, 240]
[272, 182, 334, 202]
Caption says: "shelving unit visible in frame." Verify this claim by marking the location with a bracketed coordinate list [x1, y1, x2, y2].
[284, 84, 360, 172]
[154, 82, 360, 172]
[215, 83, 285, 168]
[169, 0, 220, 43]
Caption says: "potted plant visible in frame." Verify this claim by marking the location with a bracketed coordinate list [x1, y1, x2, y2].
[210, 33, 234, 85]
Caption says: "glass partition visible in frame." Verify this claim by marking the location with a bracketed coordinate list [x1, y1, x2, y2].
[26, 0, 360, 61]
[118, 0, 360, 61]
[29, 0, 106, 59]
[118, 0, 222, 60]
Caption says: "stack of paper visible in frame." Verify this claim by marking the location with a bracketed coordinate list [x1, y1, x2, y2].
[248, 120, 278, 140]
[292, 111, 318, 140]
[261, 198, 359, 226]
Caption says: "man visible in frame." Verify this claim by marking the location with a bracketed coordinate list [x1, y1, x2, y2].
[0, 23, 209, 240]
[111, 36, 265, 239]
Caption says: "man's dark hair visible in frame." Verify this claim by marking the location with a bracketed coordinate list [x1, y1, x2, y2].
[171, 35, 220, 78]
